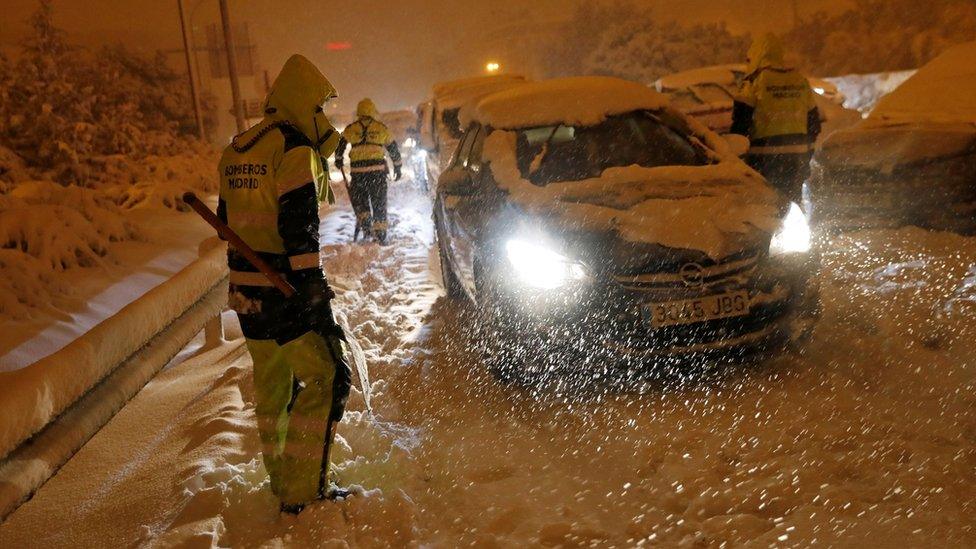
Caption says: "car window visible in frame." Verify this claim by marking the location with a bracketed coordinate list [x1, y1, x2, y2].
[451, 124, 480, 168]
[515, 111, 710, 186]
[464, 125, 487, 170]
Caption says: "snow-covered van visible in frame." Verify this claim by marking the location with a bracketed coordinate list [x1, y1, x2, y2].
[809, 42, 976, 234]
[655, 64, 857, 138]
[433, 77, 820, 377]
[418, 75, 528, 190]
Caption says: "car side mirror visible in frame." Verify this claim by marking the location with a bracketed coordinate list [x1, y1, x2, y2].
[439, 170, 475, 196]
[722, 133, 750, 158]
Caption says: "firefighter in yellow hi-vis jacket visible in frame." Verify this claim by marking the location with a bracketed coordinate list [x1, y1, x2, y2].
[731, 34, 821, 204]
[335, 99, 402, 244]
[217, 54, 352, 515]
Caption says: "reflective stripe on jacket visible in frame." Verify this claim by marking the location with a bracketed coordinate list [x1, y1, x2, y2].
[335, 117, 402, 173]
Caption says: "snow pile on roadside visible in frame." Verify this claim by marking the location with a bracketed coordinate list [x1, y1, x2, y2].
[483, 129, 779, 260]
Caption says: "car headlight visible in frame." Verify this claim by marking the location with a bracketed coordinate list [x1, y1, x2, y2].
[769, 202, 812, 255]
[505, 239, 588, 290]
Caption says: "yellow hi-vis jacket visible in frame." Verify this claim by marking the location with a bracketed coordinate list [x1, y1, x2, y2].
[217, 54, 340, 286]
[335, 98, 402, 175]
[731, 34, 821, 155]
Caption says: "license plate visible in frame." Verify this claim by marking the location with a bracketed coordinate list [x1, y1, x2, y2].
[645, 291, 750, 328]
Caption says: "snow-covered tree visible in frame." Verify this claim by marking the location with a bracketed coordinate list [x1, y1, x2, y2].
[0, 0, 213, 185]
[584, 19, 749, 84]
[533, 2, 750, 83]
[786, 0, 976, 75]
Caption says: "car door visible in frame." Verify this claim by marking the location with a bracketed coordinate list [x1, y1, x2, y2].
[438, 124, 492, 296]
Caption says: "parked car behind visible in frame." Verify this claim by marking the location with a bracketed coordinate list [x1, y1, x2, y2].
[418, 75, 528, 192]
[434, 77, 820, 378]
[808, 42, 976, 234]
[655, 64, 858, 139]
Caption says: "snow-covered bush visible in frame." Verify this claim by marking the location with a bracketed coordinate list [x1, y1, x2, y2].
[0, 248, 73, 320]
[786, 0, 976, 75]
[0, 0, 212, 185]
[584, 20, 749, 84]
[534, 2, 749, 83]
[0, 1, 219, 320]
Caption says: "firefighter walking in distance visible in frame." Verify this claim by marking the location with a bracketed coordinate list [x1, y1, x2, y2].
[217, 54, 352, 515]
[731, 34, 821, 205]
[335, 99, 402, 243]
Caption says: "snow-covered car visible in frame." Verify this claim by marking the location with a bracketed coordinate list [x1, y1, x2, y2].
[433, 77, 820, 376]
[808, 42, 976, 234]
[418, 75, 528, 191]
[654, 64, 857, 138]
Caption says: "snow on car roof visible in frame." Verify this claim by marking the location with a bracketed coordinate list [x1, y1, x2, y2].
[432, 75, 528, 111]
[473, 77, 671, 130]
[871, 41, 976, 124]
[655, 64, 745, 92]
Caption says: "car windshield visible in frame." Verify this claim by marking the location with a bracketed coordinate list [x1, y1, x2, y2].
[515, 111, 710, 185]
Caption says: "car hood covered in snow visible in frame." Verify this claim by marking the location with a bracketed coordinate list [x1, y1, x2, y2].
[483, 130, 780, 263]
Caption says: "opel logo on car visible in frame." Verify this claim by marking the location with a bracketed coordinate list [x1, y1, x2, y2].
[679, 262, 705, 288]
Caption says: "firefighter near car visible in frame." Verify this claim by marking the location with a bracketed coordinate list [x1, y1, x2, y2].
[214, 54, 353, 515]
[731, 34, 822, 205]
[335, 98, 403, 244]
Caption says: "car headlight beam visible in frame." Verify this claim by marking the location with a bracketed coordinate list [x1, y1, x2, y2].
[505, 239, 587, 290]
[769, 202, 812, 255]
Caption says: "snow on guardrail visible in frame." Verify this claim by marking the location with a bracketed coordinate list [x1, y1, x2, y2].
[0, 240, 228, 461]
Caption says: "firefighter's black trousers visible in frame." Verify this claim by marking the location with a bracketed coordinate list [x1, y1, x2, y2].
[745, 152, 812, 206]
[349, 171, 389, 242]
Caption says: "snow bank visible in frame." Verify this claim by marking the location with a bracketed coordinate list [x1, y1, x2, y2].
[0, 241, 228, 460]
[475, 77, 670, 130]
[482, 130, 779, 260]
[871, 41, 976, 124]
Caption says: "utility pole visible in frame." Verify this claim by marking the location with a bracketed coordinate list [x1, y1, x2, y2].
[177, 0, 205, 139]
[219, 0, 246, 133]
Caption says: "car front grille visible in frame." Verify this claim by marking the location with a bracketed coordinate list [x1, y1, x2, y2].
[606, 253, 795, 351]
[613, 254, 761, 293]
